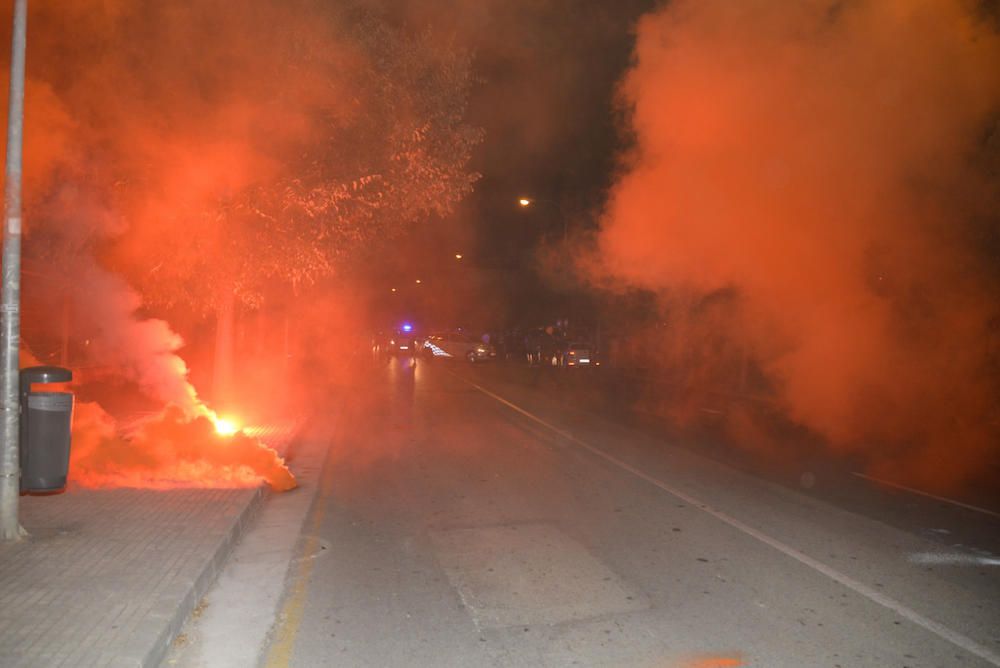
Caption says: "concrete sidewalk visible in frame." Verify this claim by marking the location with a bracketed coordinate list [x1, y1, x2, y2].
[0, 423, 301, 668]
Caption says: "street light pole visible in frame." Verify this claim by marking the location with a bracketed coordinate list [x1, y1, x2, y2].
[0, 0, 27, 542]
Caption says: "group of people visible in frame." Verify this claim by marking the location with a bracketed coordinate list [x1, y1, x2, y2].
[482, 325, 571, 366]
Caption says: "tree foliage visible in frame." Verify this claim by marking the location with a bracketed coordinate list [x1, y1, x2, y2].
[123, 14, 482, 314]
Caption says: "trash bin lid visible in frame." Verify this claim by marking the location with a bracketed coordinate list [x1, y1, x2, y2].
[20, 366, 72, 385]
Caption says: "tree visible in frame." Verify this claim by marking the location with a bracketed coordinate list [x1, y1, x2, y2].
[114, 16, 482, 316]
[95, 8, 483, 401]
[12, 1, 482, 403]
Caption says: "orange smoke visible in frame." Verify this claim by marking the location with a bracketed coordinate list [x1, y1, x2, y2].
[70, 402, 296, 492]
[595, 0, 1000, 491]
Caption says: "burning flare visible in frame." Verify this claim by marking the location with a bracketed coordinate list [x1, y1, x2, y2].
[70, 402, 297, 492]
[209, 414, 240, 437]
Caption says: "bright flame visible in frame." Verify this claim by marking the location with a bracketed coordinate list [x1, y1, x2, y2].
[518, 197, 531, 207]
[213, 416, 240, 436]
[69, 402, 298, 492]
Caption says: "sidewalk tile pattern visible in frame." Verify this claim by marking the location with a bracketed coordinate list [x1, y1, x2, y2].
[0, 486, 261, 667]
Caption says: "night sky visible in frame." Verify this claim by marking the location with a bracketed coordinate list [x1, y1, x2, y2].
[366, 0, 657, 327]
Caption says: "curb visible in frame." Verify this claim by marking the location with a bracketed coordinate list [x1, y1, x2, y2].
[141, 485, 266, 668]
[161, 411, 335, 667]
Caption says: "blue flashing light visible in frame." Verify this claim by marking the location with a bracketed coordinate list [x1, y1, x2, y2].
[401, 323, 414, 332]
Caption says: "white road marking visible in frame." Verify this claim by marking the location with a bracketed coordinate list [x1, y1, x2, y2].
[909, 552, 1000, 567]
[851, 471, 1000, 520]
[463, 377, 1000, 667]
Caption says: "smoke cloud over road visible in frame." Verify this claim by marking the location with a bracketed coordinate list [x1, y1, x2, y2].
[594, 0, 1000, 490]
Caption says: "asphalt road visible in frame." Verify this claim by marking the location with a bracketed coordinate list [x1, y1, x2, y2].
[169, 357, 1000, 668]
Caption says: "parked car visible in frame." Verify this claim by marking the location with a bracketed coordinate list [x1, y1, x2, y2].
[423, 331, 496, 362]
[552, 341, 596, 367]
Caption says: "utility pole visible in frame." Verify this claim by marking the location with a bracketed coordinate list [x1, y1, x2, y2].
[0, 0, 28, 543]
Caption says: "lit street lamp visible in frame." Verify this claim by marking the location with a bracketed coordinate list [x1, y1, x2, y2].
[516, 195, 566, 240]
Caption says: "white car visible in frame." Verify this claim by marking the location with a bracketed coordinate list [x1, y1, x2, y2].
[423, 332, 496, 362]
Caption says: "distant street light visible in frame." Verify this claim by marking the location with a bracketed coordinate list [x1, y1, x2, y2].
[391, 288, 397, 293]
[516, 195, 566, 240]
[415, 279, 422, 284]
[454, 253, 463, 260]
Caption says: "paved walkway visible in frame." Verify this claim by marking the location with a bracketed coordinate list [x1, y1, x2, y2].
[0, 422, 301, 668]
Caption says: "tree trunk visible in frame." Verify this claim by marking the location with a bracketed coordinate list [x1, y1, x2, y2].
[59, 293, 70, 367]
[213, 288, 235, 407]
[282, 312, 291, 385]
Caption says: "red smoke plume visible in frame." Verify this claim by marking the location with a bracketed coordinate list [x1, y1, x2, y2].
[595, 0, 1000, 491]
[20, 345, 296, 491]
[70, 403, 296, 492]
[2, 1, 447, 491]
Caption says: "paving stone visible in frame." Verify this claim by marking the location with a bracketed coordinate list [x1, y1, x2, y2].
[0, 487, 263, 667]
[0, 419, 300, 667]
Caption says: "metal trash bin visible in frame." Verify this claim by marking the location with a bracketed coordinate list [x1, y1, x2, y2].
[19, 366, 73, 493]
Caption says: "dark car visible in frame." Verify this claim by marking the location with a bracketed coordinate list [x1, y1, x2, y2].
[552, 341, 597, 367]
[373, 327, 419, 357]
